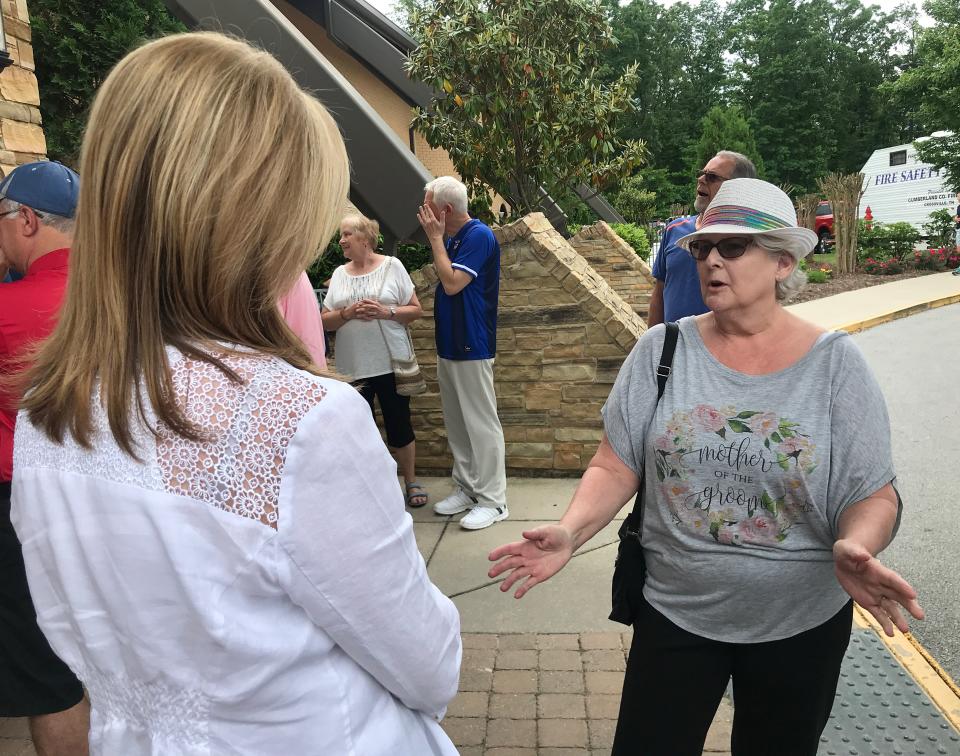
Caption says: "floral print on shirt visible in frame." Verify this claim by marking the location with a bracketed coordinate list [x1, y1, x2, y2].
[653, 404, 820, 547]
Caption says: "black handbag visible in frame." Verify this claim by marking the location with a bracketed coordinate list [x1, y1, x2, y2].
[609, 322, 679, 626]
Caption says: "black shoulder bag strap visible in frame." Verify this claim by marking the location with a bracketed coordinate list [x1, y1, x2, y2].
[621, 321, 680, 541]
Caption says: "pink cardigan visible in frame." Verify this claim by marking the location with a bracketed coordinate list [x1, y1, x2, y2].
[279, 272, 326, 369]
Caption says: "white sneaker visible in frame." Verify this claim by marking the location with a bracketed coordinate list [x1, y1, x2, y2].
[459, 505, 509, 530]
[433, 488, 477, 516]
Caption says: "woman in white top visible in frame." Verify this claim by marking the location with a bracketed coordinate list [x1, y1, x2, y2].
[11, 32, 460, 756]
[321, 215, 428, 508]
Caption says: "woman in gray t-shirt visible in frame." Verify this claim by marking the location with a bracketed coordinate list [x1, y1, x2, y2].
[489, 179, 924, 756]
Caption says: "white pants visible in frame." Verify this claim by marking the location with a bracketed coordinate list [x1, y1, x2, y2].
[436, 358, 507, 508]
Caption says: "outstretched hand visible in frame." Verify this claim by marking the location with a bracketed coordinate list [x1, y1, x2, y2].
[833, 538, 924, 637]
[487, 524, 575, 599]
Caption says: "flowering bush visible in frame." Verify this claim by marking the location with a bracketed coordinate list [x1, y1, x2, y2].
[914, 247, 950, 271]
[862, 257, 904, 275]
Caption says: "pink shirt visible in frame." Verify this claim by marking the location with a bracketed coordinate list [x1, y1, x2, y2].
[279, 272, 326, 369]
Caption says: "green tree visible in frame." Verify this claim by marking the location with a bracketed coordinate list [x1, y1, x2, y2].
[605, 0, 727, 189]
[689, 105, 765, 178]
[726, 0, 834, 193]
[32, 0, 185, 165]
[814, 0, 913, 173]
[725, 0, 908, 193]
[609, 175, 656, 224]
[388, 0, 425, 30]
[888, 0, 960, 190]
[610, 168, 689, 222]
[407, 0, 647, 218]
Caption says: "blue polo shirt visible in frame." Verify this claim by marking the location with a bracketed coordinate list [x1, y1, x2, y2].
[651, 215, 708, 322]
[434, 219, 500, 360]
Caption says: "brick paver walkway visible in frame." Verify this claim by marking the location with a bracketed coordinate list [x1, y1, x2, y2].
[446, 631, 733, 755]
[0, 632, 734, 756]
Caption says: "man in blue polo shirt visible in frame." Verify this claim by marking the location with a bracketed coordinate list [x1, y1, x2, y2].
[648, 151, 757, 325]
[418, 176, 507, 530]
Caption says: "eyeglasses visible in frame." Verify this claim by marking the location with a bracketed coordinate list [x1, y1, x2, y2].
[688, 238, 753, 261]
[696, 170, 730, 184]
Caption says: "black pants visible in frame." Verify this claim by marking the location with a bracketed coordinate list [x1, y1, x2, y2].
[613, 596, 852, 756]
[0, 481, 84, 716]
[354, 372, 415, 449]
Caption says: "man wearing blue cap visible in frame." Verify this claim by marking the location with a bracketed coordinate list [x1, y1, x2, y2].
[0, 161, 89, 754]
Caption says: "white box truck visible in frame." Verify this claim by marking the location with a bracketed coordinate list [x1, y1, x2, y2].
[859, 138, 955, 231]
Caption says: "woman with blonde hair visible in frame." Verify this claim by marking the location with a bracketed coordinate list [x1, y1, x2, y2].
[322, 214, 427, 507]
[11, 32, 460, 755]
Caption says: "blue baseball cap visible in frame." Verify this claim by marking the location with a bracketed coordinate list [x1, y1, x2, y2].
[0, 161, 80, 218]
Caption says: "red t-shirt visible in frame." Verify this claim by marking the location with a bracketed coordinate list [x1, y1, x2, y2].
[0, 248, 70, 481]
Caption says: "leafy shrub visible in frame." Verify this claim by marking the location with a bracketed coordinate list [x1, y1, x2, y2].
[862, 257, 904, 275]
[857, 221, 891, 263]
[398, 242, 433, 271]
[885, 222, 921, 262]
[804, 260, 832, 283]
[610, 222, 650, 261]
[857, 221, 921, 264]
[307, 237, 432, 288]
[923, 209, 956, 250]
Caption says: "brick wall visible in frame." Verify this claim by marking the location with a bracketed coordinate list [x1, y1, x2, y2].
[407, 213, 647, 476]
[569, 221, 655, 321]
[0, 0, 45, 173]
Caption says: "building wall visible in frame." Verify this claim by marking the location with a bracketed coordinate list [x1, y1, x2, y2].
[0, 0, 45, 174]
[272, 0, 458, 182]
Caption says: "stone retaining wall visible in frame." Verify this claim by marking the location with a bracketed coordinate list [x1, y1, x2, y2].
[569, 221, 655, 321]
[408, 213, 647, 476]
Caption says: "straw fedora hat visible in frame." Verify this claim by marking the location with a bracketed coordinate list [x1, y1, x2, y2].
[676, 178, 818, 260]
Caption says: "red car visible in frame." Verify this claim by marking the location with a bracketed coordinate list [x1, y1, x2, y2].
[814, 201, 833, 252]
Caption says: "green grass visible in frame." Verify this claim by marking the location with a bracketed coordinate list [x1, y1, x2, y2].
[811, 251, 837, 267]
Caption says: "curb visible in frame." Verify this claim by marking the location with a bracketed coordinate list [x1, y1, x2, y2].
[831, 292, 960, 334]
[853, 604, 960, 732]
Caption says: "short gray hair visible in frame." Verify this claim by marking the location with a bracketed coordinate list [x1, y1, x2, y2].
[753, 234, 808, 303]
[716, 151, 757, 179]
[0, 198, 75, 235]
[424, 176, 468, 215]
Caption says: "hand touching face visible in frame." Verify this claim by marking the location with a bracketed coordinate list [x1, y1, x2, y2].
[418, 193, 446, 241]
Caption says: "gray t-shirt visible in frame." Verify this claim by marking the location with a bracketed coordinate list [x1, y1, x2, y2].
[602, 317, 898, 643]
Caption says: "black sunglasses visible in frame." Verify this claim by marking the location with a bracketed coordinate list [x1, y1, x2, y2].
[688, 238, 753, 261]
[696, 170, 730, 184]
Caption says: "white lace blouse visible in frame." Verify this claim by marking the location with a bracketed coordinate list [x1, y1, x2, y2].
[11, 349, 461, 755]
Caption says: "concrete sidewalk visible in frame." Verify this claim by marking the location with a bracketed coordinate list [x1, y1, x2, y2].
[786, 269, 960, 332]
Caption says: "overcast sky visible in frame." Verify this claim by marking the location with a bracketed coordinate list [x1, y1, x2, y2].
[366, 0, 922, 22]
